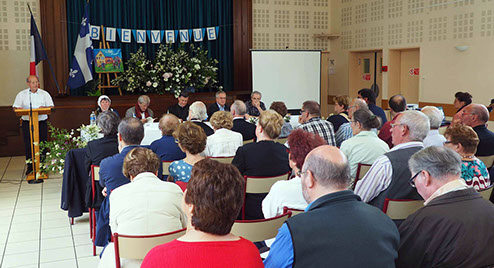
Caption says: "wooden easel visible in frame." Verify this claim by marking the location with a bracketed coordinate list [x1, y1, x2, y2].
[97, 25, 122, 95]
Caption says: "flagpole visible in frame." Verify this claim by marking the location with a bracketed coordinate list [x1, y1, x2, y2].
[27, 3, 63, 95]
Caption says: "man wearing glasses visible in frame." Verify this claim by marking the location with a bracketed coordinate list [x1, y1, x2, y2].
[297, 100, 336, 146]
[355, 110, 429, 211]
[207, 90, 230, 119]
[460, 103, 494, 157]
[397, 146, 494, 267]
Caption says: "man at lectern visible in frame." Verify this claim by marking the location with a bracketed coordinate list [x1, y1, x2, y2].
[12, 75, 54, 175]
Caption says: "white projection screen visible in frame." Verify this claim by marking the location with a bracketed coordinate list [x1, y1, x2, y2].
[251, 50, 321, 111]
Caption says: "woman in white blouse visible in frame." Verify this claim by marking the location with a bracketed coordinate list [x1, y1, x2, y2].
[340, 109, 389, 179]
[204, 111, 243, 157]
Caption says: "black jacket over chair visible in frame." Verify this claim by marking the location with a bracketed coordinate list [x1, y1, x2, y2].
[231, 118, 256, 141]
[84, 136, 119, 210]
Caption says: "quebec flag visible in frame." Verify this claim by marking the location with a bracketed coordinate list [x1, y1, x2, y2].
[67, 4, 94, 89]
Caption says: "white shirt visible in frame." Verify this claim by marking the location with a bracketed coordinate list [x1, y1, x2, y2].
[423, 129, 447, 148]
[12, 88, 54, 121]
[354, 141, 424, 202]
[204, 128, 243, 157]
[262, 176, 308, 218]
[99, 172, 187, 268]
[340, 131, 389, 178]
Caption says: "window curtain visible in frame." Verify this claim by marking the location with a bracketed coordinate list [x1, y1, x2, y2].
[66, 0, 233, 96]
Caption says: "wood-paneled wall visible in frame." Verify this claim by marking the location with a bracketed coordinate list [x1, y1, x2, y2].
[1, 91, 250, 157]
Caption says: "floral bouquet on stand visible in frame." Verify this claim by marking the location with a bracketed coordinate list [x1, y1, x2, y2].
[38, 124, 101, 175]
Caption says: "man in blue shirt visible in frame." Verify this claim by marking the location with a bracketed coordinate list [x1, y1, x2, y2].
[264, 145, 399, 268]
[358, 88, 388, 127]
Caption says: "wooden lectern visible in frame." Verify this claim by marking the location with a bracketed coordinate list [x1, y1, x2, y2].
[14, 108, 52, 181]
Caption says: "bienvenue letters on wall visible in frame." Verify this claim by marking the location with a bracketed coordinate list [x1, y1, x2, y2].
[89, 25, 219, 44]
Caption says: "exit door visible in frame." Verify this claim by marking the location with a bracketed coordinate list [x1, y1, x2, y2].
[349, 51, 383, 105]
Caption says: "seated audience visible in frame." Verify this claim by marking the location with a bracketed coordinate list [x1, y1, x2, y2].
[397, 146, 494, 268]
[378, 95, 406, 148]
[95, 95, 119, 117]
[327, 95, 350, 132]
[358, 88, 387, 127]
[207, 90, 230, 119]
[270, 101, 293, 138]
[168, 122, 206, 183]
[297, 100, 336, 146]
[149, 114, 185, 161]
[232, 110, 290, 219]
[335, 98, 368, 146]
[341, 109, 388, 179]
[84, 111, 120, 211]
[443, 124, 490, 190]
[460, 103, 494, 156]
[96, 117, 144, 246]
[451, 91, 472, 125]
[262, 129, 326, 218]
[245, 91, 266, 117]
[167, 91, 189, 121]
[98, 148, 187, 268]
[264, 145, 399, 268]
[355, 110, 429, 210]
[231, 100, 256, 141]
[205, 111, 243, 157]
[125, 95, 154, 123]
[142, 159, 263, 268]
[188, 101, 214, 136]
[421, 106, 446, 147]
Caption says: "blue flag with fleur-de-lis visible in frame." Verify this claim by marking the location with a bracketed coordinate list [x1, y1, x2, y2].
[67, 4, 94, 89]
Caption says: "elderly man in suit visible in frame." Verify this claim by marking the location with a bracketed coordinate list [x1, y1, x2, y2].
[207, 91, 230, 119]
[231, 100, 256, 141]
[94, 117, 144, 246]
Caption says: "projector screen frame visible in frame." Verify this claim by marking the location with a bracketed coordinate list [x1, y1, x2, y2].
[250, 49, 322, 115]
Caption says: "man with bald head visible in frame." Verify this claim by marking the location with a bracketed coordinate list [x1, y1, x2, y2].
[335, 98, 369, 146]
[264, 145, 399, 268]
[460, 104, 494, 156]
[150, 114, 186, 161]
[13, 75, 54, 176]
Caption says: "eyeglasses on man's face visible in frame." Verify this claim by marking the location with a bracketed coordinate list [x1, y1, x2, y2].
[390, 123, 405, 128]
[409, 170, 423, 187]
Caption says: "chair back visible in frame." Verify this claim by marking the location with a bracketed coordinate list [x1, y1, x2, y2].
[479, 185, 494, 200]
[243, 139, 254, 145]
[208, 156, 235, 164]
[275, 137, 288, 144]
[91, 165, 100, 182]
[283, 206, 304, 217]
[162, 161, 174, 176]
[231, 212, 291, 242]
[477, 155, 494, 169]
[245, 173, 289, 194]
[352, 163, 372, 190]
[113, 228, 186, 268]
[382, 198, 424, 220]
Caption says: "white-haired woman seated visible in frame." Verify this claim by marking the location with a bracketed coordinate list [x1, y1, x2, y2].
[98, 147, 186, 268]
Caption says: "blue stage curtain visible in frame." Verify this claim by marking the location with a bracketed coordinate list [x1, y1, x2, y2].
[67, 0, 233, 96]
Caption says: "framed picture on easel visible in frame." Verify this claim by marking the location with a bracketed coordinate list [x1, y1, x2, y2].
[94, 49, 123, 73]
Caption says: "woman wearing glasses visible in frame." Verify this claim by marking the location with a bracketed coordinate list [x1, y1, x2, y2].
[443, 124, 490, 190]
[340, 109, 389, 179]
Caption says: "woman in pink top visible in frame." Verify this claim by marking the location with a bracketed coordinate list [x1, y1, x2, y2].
[142, 158, 263, 268]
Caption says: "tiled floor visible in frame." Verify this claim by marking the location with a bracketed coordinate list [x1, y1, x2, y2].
[0, 156, 102, 268]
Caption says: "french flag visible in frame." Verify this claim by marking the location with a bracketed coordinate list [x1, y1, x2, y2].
[29, 13, 48, 76]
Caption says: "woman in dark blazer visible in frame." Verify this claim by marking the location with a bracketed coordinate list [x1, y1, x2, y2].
[232, 110, 290, 219]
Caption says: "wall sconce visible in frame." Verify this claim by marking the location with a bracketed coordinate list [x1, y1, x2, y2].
[455, 45, 469, 52]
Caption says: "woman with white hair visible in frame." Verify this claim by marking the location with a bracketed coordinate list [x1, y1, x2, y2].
[95, 95, 119, 116]
[421, 106, 446, 147]
[188, 101, 214, 136]
[125, 95, 154, 123]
